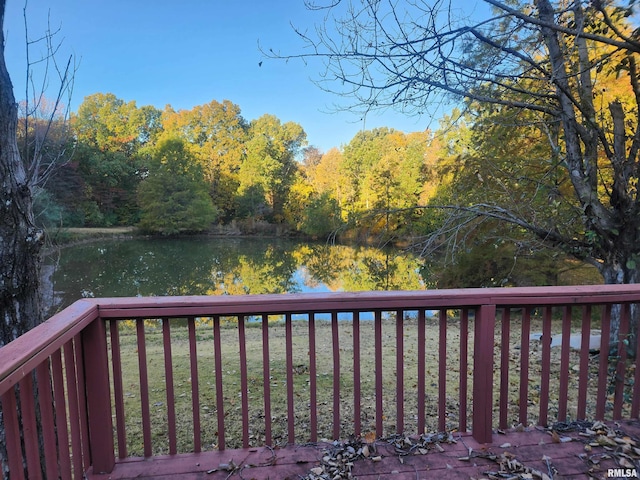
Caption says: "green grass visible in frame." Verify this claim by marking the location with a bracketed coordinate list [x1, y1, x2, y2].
[45, 226, 138, 247]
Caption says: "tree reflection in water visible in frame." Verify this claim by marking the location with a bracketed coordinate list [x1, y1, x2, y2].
[43, 237, 426, 315]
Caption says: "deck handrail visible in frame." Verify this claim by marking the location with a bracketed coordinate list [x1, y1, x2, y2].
[91, 284, 640, 316]
[2, 285, 640, 479]
[4, 284, 640, 391]
[0, 300, 98, 392]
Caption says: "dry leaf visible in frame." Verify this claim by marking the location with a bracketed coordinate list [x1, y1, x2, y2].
[619, 457, 636, 469]
[363, 431, 376, 444]
[361, 445, 370, 457]
[596, 435, 617, 447]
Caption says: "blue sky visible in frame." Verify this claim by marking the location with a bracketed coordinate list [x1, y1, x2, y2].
[4, 0, 462, 152]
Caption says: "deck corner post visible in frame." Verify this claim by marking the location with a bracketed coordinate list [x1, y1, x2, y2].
[472, 304, 496, 444]
[82, 318, 115, 474]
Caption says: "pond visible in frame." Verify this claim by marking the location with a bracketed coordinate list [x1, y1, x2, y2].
[42, 236, 427, 315]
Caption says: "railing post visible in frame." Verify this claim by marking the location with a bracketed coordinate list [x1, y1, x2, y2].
[472, 304, 496, 444]
[82, 318, 115, 474]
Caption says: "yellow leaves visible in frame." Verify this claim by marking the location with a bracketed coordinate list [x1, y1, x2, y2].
[549, 430, 572, 443]
[308, 147, 344, 196]
[595, 434, 618, 447]
[363, 430, 376, 444]
[160, 99, 247, 180]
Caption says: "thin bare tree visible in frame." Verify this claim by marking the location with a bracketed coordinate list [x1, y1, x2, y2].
[268, 0, 640, 349]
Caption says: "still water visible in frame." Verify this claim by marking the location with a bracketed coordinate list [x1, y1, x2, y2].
[43, 237, 427, 314]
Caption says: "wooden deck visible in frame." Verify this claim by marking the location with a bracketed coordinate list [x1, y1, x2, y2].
[5, 288, 640, 479]
[87, 420, 640, 479]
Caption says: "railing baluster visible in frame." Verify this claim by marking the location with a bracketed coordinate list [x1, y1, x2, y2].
[633, 306, 640, 417]
[539, 306, 552, 426]
[459, 308, 469, 433]
[374, 310, 383, 437]
[162, 318, 177, 454]
[187, 317, 201, 452]
[1, 387, 24, 480]
[499, 308, 510, 430]
[136, 319, 152, 457]
[578, 305, 593, 418]
[613, 303, 630, 419]
[238, 315, 250, 448]
[109, 320, 127, 458]
[213, 315, 225, 450]
[417, 309, 426, 434]
[35, 360, 59, 477]
[596, 304, 611, 419]
[261, 314, 272, 445]
[396, 310, 404, 434]
[308, 314, 318, 442]
[331, 311, 341, 440]
[557, 306, 572, 422]
[518, 308, 531, 426]
[63, 339, 84, 475]
[353, 311, 361, 437]
[18, 375, 42, 480]
[51, 350, 72, 479]
[438, 308, 447, 432]
[285, 313, 295, 443]
[74, 335, 91, 468]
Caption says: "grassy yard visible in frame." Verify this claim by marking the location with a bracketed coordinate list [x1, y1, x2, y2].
[109, 312, 625, 457]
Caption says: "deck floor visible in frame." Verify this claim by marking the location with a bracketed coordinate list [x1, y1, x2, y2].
[87, 419, 640, 479]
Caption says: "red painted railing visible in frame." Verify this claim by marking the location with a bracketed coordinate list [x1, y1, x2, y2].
[2, 286, 640, 478]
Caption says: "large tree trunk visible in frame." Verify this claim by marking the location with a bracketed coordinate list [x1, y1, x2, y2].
[0, 1, 45, 477]
[601, 261, 639, 357]
[535, 0, 640, 355]
[0, 0, 43, 347]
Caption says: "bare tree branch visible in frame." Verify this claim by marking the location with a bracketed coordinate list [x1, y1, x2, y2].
[19, 2, 76, 188]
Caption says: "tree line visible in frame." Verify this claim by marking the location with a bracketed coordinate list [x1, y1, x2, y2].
[30, 61, 636, 287]
[29, 92, 445, 240]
